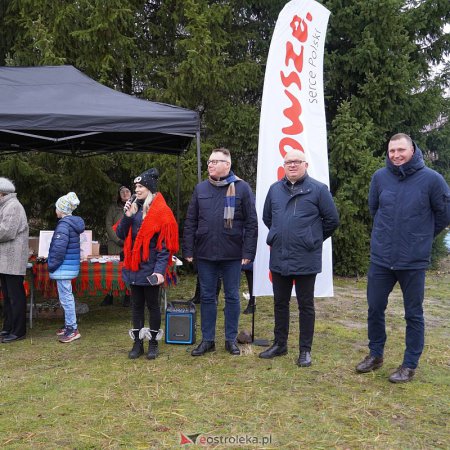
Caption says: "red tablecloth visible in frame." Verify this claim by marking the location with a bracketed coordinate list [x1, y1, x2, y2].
[33, 261, 126, 298]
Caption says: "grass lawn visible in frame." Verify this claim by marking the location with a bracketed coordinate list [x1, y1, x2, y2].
[1, 257, 449, 449]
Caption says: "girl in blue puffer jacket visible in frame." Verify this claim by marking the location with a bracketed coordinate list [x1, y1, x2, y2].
[48, 192, 85, 343]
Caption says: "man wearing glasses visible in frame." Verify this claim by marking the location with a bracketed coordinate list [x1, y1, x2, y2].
[259, 149, 339, 367]
[183, 148, 258, 356]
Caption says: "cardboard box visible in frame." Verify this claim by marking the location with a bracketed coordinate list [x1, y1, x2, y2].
[91, 241, 100, 256]
[29, 236, 39, 256]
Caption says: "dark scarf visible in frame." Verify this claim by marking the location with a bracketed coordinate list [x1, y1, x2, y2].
[208, 172, 240, 229]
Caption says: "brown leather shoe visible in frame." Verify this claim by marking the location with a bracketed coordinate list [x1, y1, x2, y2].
[388, 366, 415, 383]
[355, 354, 384, 373]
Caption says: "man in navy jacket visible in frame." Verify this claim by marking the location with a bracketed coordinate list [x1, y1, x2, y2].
[356, 133, 450, 383]
[183, 148, 258, 356]
[258, 150, 339, 367]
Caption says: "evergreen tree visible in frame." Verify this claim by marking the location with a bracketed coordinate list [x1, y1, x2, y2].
[323, 0, 449, 274]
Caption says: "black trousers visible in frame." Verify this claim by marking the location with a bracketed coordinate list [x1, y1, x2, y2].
[1, 273, 27, 337]
[131, 285, 161, 334]
[271, 272, 317, 351]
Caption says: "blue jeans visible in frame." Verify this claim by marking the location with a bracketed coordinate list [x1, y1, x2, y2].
[57, 279, 77, 330]
[367, 263, 425, 369]
[197, 259, 242, 341]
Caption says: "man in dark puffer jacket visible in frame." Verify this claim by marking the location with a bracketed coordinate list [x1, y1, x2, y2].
[356, 133, 450, 383]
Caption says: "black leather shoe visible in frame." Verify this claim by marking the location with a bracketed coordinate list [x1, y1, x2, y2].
[225, 340, 241, 355]
[2, 334, 26, 343]
[0, 330, 10, 337]
[259, 342, 288, 359]
[191, 340, 215, 356]
[297, 351, 312, 367]
[389, 366, 415, 383]
[355, 354, 384, 373]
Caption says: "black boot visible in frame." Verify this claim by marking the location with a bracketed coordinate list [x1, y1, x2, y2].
[243, 297, 255, 314]
[147, 339, 159, 360]
[128, 330, 144, 359]
[100, 293, 113, 306]
[190, 277, 201, 304]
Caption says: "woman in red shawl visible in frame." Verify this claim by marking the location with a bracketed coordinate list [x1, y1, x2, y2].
[116, 168, 178, 360]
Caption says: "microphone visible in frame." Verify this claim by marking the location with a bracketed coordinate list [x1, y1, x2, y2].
[124, 194, 137, 213]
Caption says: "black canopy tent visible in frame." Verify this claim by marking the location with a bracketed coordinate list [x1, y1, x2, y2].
[0, 65, 202, 216]
[0, 65, 202, 168]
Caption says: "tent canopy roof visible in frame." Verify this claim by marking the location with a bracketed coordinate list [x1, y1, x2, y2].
[0, 65, 200, 156]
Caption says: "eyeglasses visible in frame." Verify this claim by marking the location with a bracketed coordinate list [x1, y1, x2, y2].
[284, 160, 306, 167]
[207, 159, 229, 166]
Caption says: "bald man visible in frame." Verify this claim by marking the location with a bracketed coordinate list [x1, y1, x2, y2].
[259, 150, 339, 367]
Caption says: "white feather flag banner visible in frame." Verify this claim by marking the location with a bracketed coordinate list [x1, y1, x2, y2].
[254, 0, 333, 297]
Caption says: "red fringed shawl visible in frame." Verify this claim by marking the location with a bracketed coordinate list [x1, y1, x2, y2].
[115, 193, 179, 283]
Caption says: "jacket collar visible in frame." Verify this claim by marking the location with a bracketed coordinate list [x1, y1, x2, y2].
[209, 170, 234, 182]
[282, 173, 311, 195]
[283, 172, 308, 187]
[0, 192, 16, 206]
[386, 141, 425, 180]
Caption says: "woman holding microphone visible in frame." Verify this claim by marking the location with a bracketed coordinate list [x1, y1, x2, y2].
[116, 168, 178, 360]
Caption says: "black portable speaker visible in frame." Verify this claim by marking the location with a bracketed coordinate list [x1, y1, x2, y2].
[165, 301, 196, 345]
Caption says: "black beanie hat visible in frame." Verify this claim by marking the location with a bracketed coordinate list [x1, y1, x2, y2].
[134, 168, 159, 193]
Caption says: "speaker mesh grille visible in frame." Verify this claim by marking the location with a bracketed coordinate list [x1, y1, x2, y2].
[166, 313, 195, 344]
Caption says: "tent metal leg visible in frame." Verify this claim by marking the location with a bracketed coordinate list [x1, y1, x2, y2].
[196, 131, 201, 183]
